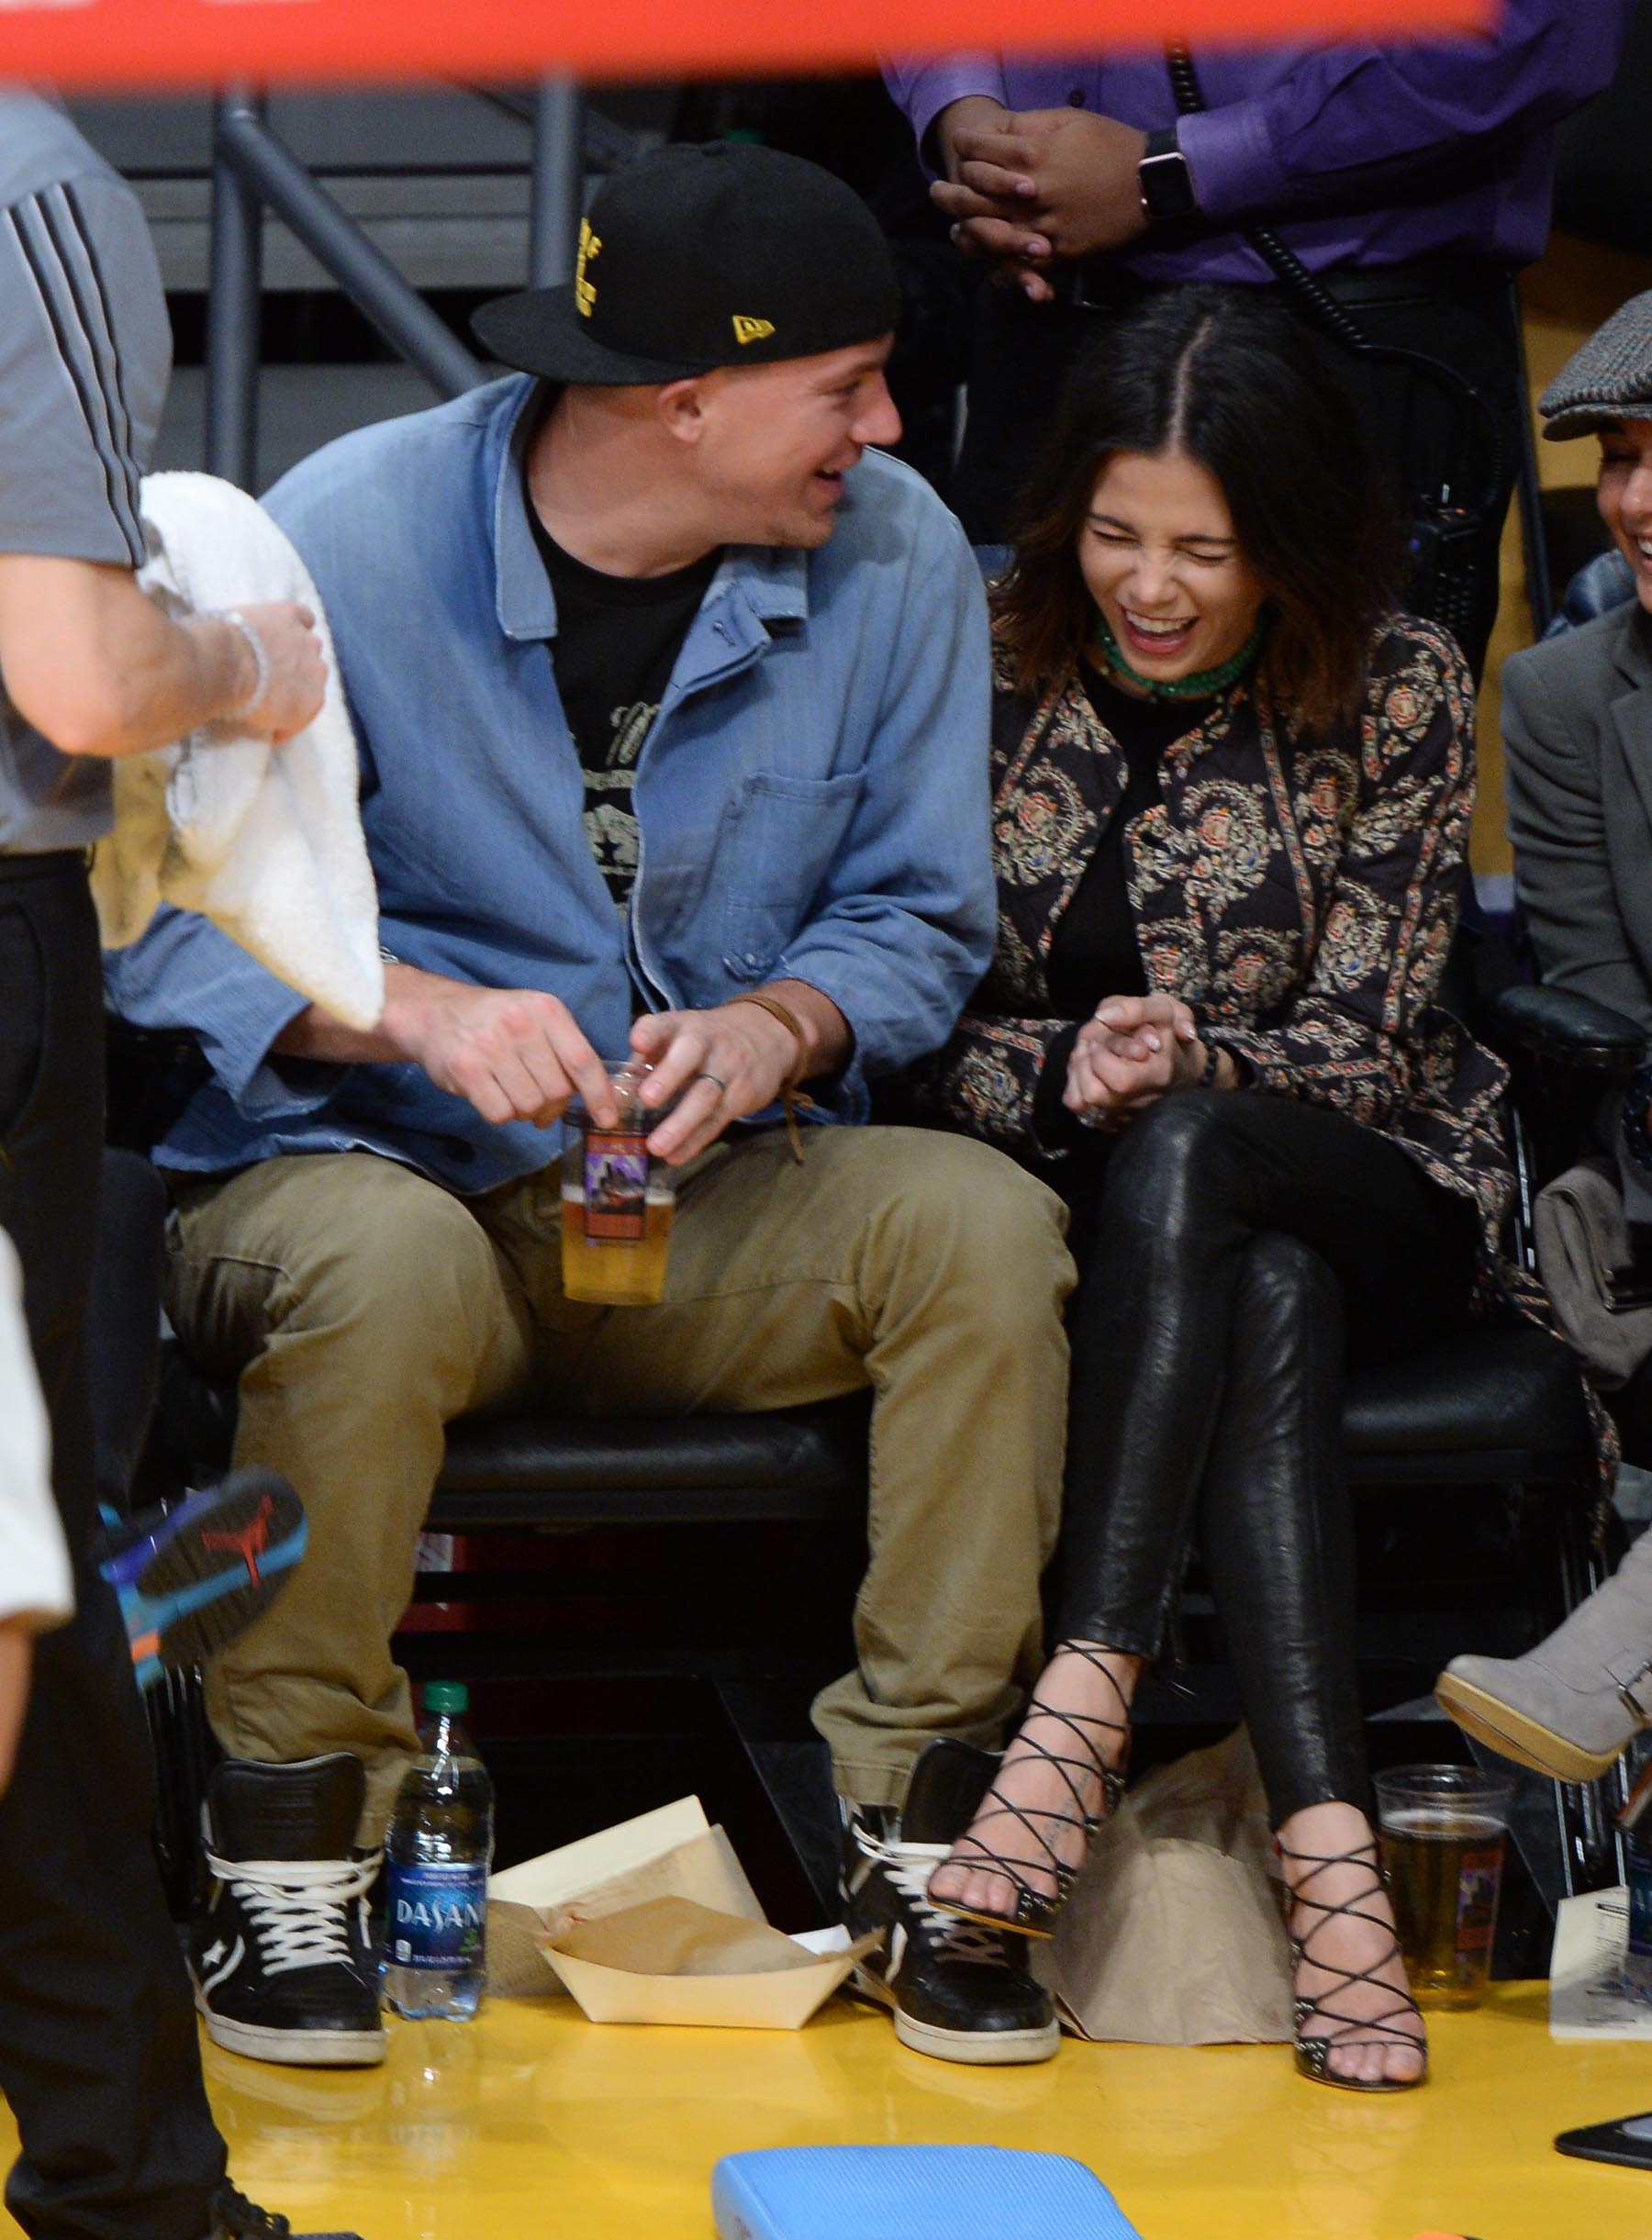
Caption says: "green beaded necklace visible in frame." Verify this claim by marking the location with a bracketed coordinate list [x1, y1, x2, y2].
[1093, 613, 1263, 700]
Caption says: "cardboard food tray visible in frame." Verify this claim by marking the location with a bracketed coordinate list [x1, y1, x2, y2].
[547, 1897, 874, 2030]
[486, 1798, 873, 2028]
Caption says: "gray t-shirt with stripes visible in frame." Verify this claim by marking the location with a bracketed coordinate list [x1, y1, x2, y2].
[0, 95, 171, 852]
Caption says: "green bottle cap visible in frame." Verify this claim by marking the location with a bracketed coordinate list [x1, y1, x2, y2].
[424, 1681, 469, 1715]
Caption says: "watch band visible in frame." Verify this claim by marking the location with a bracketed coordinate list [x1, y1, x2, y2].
[1138, 127, 1198, 225]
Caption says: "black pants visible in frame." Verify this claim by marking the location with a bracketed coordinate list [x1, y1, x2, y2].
[0, 855, 225, 2240]
[954, 259, 1524, 684]
[1059, 1091, 1479, 1828]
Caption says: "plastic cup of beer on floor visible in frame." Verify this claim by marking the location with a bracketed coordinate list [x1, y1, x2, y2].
[561, 1062, 677, 1306]
[1373, 1763, 1517, 2011]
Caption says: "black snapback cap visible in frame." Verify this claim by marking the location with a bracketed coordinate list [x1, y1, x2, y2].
[472, 140, 901, 387]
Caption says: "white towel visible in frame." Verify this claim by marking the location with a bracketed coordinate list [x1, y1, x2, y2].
[91, 470, 384, 1031]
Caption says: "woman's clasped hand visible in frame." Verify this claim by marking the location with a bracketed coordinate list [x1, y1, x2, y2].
[1066, 993, 1202, 1125]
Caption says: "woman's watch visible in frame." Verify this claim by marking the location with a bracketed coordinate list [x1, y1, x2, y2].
[1138, 128, 1198, 225]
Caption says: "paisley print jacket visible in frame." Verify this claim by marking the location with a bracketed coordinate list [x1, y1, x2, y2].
[920, 615, 1521, 1287]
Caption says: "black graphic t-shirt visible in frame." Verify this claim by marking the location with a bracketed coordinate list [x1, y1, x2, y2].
[532, 516, 722, 912]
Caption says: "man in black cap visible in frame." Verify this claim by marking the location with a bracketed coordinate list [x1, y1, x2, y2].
[110, 141, 1076, 2068]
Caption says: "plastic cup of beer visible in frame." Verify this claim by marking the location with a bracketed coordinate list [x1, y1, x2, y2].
[1373, 1763, 1517, 2011]
[560, 1062, 676, 1307]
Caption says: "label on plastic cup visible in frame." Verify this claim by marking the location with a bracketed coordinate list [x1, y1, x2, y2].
[582, 1130, 650, 1241]
[1454, 1845, 1502, 1952]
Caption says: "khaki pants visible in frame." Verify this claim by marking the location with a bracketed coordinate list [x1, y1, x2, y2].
[167, 1126, 1072, 1842]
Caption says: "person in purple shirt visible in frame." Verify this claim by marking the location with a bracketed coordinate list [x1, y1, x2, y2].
[887, 11, 1635, 675]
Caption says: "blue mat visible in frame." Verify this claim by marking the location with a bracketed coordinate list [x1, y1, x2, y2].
[712, 2145, 1144, 2240]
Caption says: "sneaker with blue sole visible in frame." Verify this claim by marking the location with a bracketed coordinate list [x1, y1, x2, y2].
[97, 1469, 307, 1691]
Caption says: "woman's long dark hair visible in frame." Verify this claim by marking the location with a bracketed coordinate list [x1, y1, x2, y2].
[993, 287, 1405, 734]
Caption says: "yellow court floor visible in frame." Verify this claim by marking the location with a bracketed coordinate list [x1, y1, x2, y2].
[6, 1988, 1647, 2240]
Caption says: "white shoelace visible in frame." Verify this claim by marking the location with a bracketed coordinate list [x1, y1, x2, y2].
[853, 1829, 1011, 1967]
[206, 1850, 381, 1978]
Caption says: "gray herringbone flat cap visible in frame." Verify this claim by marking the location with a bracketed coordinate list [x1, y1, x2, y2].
[1542, 289, 1652, 439]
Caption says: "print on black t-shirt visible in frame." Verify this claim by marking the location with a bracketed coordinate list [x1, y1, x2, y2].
[531, 510, 722, 913]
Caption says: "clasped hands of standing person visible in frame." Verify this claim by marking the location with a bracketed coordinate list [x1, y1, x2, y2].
[931, 97, 1150, 305]
[1067, 993, 1237, 1128]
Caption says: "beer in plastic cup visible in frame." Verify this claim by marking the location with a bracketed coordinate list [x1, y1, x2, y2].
[1374, 1763, 1516, 2011]
[561, 1063, 677, 1307]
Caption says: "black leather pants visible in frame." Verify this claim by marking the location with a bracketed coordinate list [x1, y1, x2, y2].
[1059, 1091, 1479, 1827]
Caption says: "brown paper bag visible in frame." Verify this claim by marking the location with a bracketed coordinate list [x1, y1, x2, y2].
[1032, 1727, 1293, 2045]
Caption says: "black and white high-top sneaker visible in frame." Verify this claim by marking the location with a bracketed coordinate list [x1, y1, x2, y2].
[841, 1736, 1060, 2066]
[191, 1754, 386, 2067]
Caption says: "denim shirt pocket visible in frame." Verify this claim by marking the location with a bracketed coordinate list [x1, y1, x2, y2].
[718, 766, 866, 982]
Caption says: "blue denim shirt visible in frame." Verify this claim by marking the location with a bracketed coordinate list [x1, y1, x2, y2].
[106, 377, 995, 1193]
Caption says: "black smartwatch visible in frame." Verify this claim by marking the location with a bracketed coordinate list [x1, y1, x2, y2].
[1138, 127, 1198, 224]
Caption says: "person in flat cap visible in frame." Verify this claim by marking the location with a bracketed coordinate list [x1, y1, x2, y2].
[1434, 291, 1652, 1779]
[1498, 293, 1652, 1109]
[107, 139, 1074, 2070]
[1538, 290, 1652, 444]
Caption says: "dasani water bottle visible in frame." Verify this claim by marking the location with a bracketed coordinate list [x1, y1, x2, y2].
[384, 1681, 494, 2020]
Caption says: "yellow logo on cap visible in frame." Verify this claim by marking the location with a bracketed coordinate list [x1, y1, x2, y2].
[575, 220, 601, 318]
[732, 316, 776, 346]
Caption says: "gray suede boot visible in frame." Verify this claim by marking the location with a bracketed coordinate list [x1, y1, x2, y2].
[1435, 1529, 1652, 1780]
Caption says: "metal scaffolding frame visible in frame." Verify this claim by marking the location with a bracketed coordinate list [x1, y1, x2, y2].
[205, 82, 585, 488]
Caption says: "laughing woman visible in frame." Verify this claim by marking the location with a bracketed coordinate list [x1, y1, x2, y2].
[913, 287, 1530, 2092]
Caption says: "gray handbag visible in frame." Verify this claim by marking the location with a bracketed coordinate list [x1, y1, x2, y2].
[1535, 1154, 1652, 1389]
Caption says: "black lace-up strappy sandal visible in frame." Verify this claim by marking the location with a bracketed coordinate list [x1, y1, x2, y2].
[1278, 1838, 1429, 2092]
[926, 1643, 1131, 1939]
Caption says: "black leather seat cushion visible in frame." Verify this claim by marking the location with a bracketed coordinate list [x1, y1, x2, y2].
[156, 1341, 871, 1527]
[157, 1313, 1592, 1530]
[434, 1396, 872, 1526]
[1341, 1323, 1593, 1484]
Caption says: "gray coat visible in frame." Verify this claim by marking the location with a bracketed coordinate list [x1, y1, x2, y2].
[1503, 597, 1652, 1035]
